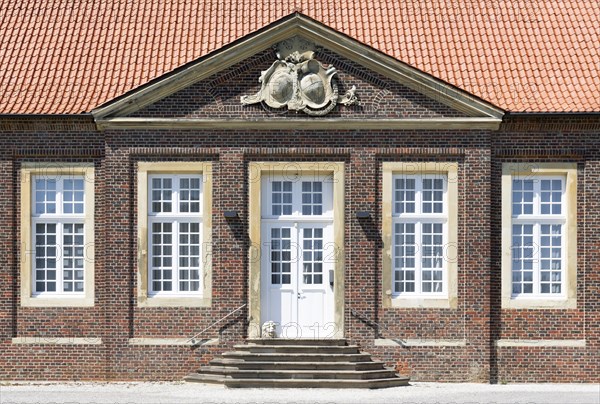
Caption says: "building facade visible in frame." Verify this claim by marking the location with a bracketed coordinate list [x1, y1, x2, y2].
[0, 9, 598, 383]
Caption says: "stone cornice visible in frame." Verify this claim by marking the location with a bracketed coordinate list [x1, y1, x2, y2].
[96, 117, 502, 131]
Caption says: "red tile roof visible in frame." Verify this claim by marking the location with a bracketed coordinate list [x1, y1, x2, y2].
[0, 1, 598, 114]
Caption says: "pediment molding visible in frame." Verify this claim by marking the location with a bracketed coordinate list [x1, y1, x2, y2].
[95, 117, 501, 130]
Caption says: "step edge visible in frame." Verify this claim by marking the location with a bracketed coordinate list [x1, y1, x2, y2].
[222, 377, 410, 384]
[199, 368, 399, 375]
[223, 352, 370, 356]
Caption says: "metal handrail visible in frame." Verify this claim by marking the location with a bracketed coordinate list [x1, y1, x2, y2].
[350, 308, 406, 346]
[187, 303, 247, 346]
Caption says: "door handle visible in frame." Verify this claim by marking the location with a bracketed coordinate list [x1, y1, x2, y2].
[297, 292, 305, 299]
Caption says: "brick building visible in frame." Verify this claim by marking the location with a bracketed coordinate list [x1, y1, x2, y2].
[0, 2, 598, 383]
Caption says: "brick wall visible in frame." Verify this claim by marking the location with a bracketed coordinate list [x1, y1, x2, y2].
[132, 47, 466, 119]
[0, 112, 598, 382]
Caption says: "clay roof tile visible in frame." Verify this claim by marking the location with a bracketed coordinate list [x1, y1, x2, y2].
[0, 0, 598, 114]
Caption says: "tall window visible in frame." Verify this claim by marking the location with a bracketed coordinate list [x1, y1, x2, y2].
[148, 174, 203, 295]
[392, 174, 447, 296]
[511, 176, 565, 297]
[501, 163, 576, 309]
[32, 175, 86, 295]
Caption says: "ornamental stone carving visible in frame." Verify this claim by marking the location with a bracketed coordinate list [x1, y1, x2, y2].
[240, 37, 357, 116]
[261, 321, 277, 338]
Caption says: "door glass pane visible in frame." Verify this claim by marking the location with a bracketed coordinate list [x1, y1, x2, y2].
[271, 227, 292, 284]
[301, 181, 323, 215]
[302, 227, 323, 285]
[271, 181, 293, 216]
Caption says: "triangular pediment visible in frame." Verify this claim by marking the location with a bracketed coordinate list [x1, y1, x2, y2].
[92, 13, 503, 130]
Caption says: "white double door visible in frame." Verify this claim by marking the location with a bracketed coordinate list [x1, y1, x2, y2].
[260, 176, 335, 339]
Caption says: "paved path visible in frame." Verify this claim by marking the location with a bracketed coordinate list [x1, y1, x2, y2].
[1, 381, 598, 404]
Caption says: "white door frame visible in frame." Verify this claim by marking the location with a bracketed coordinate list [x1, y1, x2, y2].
[260, 217, 335, 339]
[248, 162, 345, 339]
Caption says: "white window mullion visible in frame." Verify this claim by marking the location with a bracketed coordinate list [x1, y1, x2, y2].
[173, 219, 180, 293]
[148, 217, 154, 291]
[443, 175, 449, 215]
[533, 180, 539, 216]
[416, 176, 423, 214]
[56, 221, 63, 293]
[415, 220, 423, 294]
[56, 179, 63, 215]
[293, 225, 300, 291]
[294, 180, 301, 217]
[442, 221, 448, 293]
[172, 180, 178, 215]
[561, 221, 566, 294]
[533, 222, 540, 295]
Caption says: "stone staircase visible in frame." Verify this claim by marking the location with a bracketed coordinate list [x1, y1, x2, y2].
[185, 338, 410, 388]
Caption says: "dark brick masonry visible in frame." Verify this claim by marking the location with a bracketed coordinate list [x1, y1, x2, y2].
[0, 52, 598, 383]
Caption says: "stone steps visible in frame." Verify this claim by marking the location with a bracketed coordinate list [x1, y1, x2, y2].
[200, 366, 398, 380]
[210, 358, 387, 371]
[246, 338, 347, 346]
[185, 338, 410, 389]
[232, 344, 361, 354]
[224, 377, 409, 389]
[221, 351, 372, 362]
[185, 373, 228, 384]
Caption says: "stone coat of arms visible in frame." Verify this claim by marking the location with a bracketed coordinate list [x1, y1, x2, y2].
[241, 38, 357, 116]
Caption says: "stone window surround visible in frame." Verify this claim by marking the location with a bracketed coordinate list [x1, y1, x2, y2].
[382, 162, 459, 309]
[20, 163, 95, 307]
[137, 162, 212, 307]
[501, 162, 577, 309]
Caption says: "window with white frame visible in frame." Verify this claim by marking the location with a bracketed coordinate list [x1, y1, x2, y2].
[511, 176, 565, 297]
[148, 174, 203, 295]
[392, 174, 447, 296]
[267, 179, 328, 217]
[32, 175, 86, 294]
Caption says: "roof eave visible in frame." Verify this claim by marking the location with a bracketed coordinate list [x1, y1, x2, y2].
[505, 111, 600, 116]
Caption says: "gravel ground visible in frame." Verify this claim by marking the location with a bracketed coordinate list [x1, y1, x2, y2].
[0, 381, 598, 404]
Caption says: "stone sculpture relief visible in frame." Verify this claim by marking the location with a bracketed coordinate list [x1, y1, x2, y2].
[241, 37, 357, 116]
[261, 321, 277, 338]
